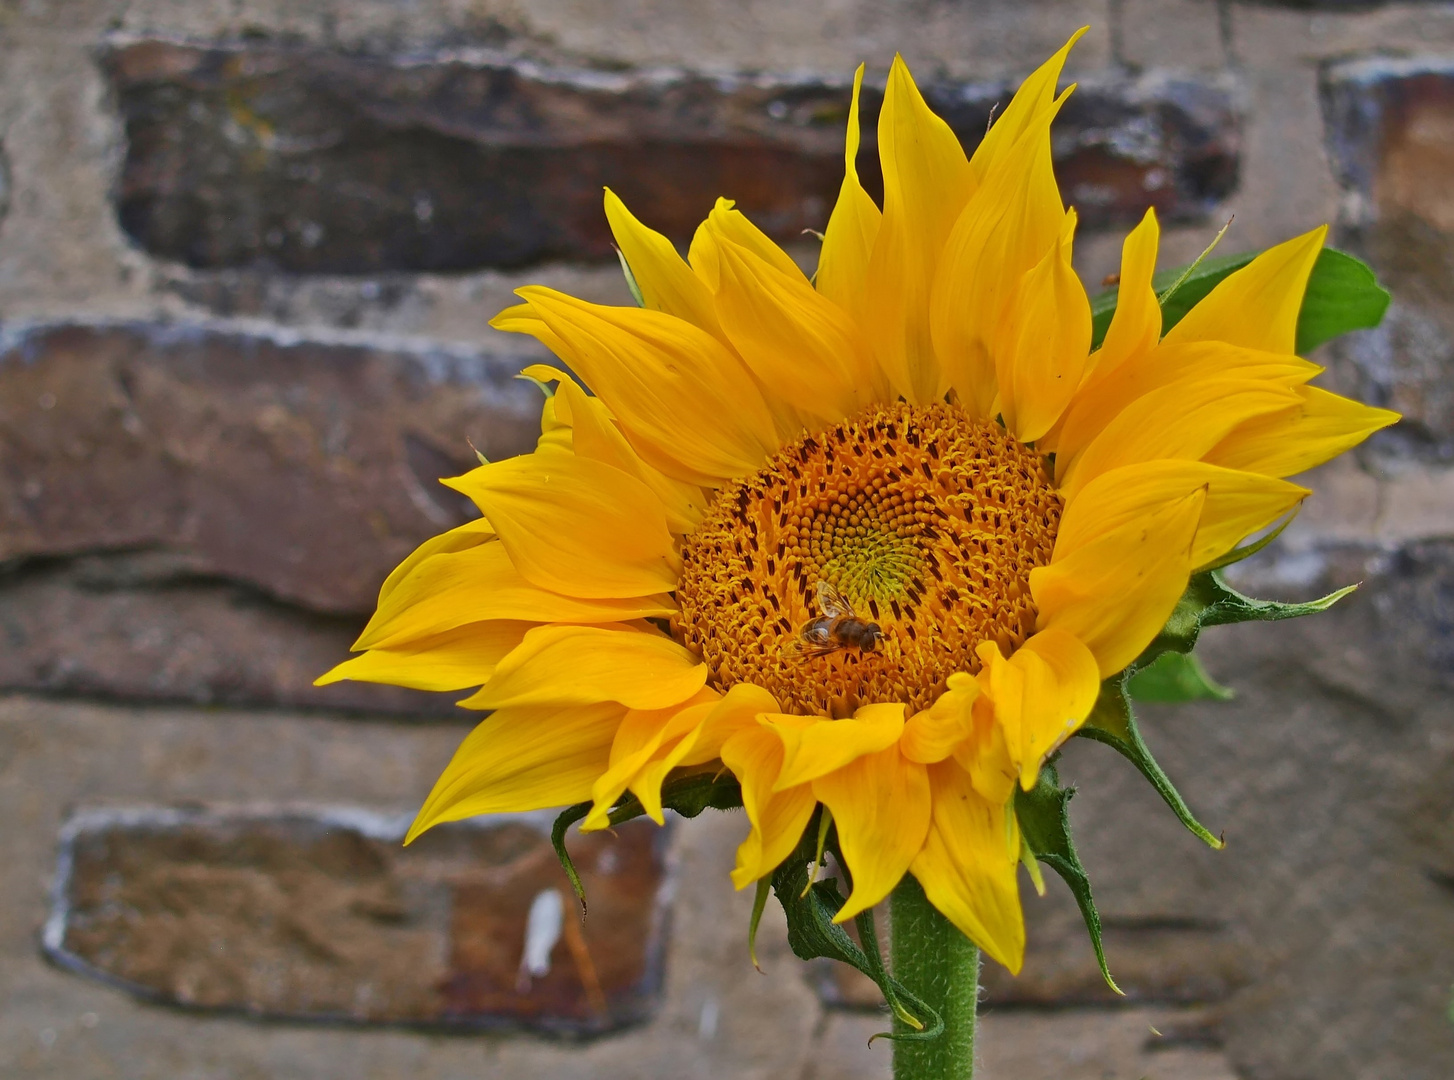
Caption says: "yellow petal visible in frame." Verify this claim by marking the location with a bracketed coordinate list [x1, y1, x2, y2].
[1056, 377, 1302, 501]
[901, 672, 980, 764]
[604, 188, 724, 338]
[996, 209, 1091, 442]
[1032, 490, 1205, 677]
[703, 197, 805, 281]
[375, 517, 496, 609]
[864, 54, 973, 405]
[1206, 387, 1400, 478]
[445, 452, 680, 599]
[722, 724, 818, 888]
[677, 681, 784, 767]
[978, 628, 1100, 789]
[583, 691, 720, 829]
[1053, 340, 1320, 482]
[1058, 459, 1309, 571]
[711, 233, 873, 425]
[354, 540, 677, 651]
[931, 88, 1069, 418]
[504, 288, 781, 484]
[1084, 207, 1162, 385]
[910, 760, 1025, 972]
[546, 373, 707, 534]
[966, 27, 1087, 185]
[814, 743, 930, 921]
[493, 301, 570, 359]
[817, 63, 882, 322]
[406, 701, 625, 843]
[769, 702, 907, 791]
[954, 692, 1020, 807]
[1163, 226, 1327, 353]
[316, 620, 531, 692]
[460, 624, 708, 711]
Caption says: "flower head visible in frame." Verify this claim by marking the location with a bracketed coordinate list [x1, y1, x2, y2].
[319, 30, 1397, 973]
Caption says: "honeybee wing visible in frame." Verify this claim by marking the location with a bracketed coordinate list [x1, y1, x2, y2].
[789, 638, 843, 660]
[814, 580, 857, 620]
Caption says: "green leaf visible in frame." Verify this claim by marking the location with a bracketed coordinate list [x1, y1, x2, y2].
[1127, 650, 1233, 703]
[1015, 761, 1121, 995]
[1295, 248, 1390, 354]
[1078, 677, 1225, 850]
[771, 814, 944, 1043]
[1088, 246, 1389, 352]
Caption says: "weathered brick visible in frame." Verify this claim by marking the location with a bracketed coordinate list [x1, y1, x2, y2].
[102, 40, 1240, 274]
[0, 552, 464, 716]
[1322, 56, 1454, 459]
[0, 320, 537, 614]
[44, 806, 668, 1033]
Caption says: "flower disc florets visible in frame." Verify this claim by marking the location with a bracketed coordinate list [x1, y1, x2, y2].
[675, 402, 1061, 716]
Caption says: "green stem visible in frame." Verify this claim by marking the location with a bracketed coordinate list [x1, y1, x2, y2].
[890, 874, 980, 1080]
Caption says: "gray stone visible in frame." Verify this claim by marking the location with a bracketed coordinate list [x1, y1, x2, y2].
[103, 39, 1240, 274]
[45, 804, 670, 1034]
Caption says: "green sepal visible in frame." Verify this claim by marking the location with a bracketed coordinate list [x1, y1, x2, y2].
[550, 771, 744, 914]
[1078, 676, 1225, 850]
[1128, 650, 1233, 703]
[1015, 761, 1122, 995]
[1141, 567, 1356, 668]
[771, 811, 945, 1044]
[748, 877, 772, 972]
[616, 247, 647, 307]
[1090, 246, 1389, 352]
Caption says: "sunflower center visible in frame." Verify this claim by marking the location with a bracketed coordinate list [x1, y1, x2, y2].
[674, 402, 1062, 717]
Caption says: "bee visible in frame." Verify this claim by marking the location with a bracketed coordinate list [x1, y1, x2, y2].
[792, 581, 884, 659]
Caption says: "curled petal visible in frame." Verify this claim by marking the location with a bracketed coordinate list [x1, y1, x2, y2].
[901, 672, 980, 764]
[768, 702, 906, 791]
[583, 690, 721, 829]
[976, 629, 1100, 789]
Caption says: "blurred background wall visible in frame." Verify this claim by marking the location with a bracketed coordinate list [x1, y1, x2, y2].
[1, 1, 1452, 1078]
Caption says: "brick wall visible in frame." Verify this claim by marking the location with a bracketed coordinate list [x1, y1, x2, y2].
[2, 2, 1452, 1078]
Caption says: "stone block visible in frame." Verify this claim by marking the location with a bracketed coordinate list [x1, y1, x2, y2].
[102, 39, 1240, 274]
[0, 552, 464, 716]
[44, 805, 669, 1034]
[1322, 56, 1454, 459]
[0, 319, 537, 614]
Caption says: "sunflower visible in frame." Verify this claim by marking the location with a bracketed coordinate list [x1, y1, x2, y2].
[318, 29, 1397, 973]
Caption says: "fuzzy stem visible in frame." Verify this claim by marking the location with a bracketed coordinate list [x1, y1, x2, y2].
[890, 874, 980, 1080]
